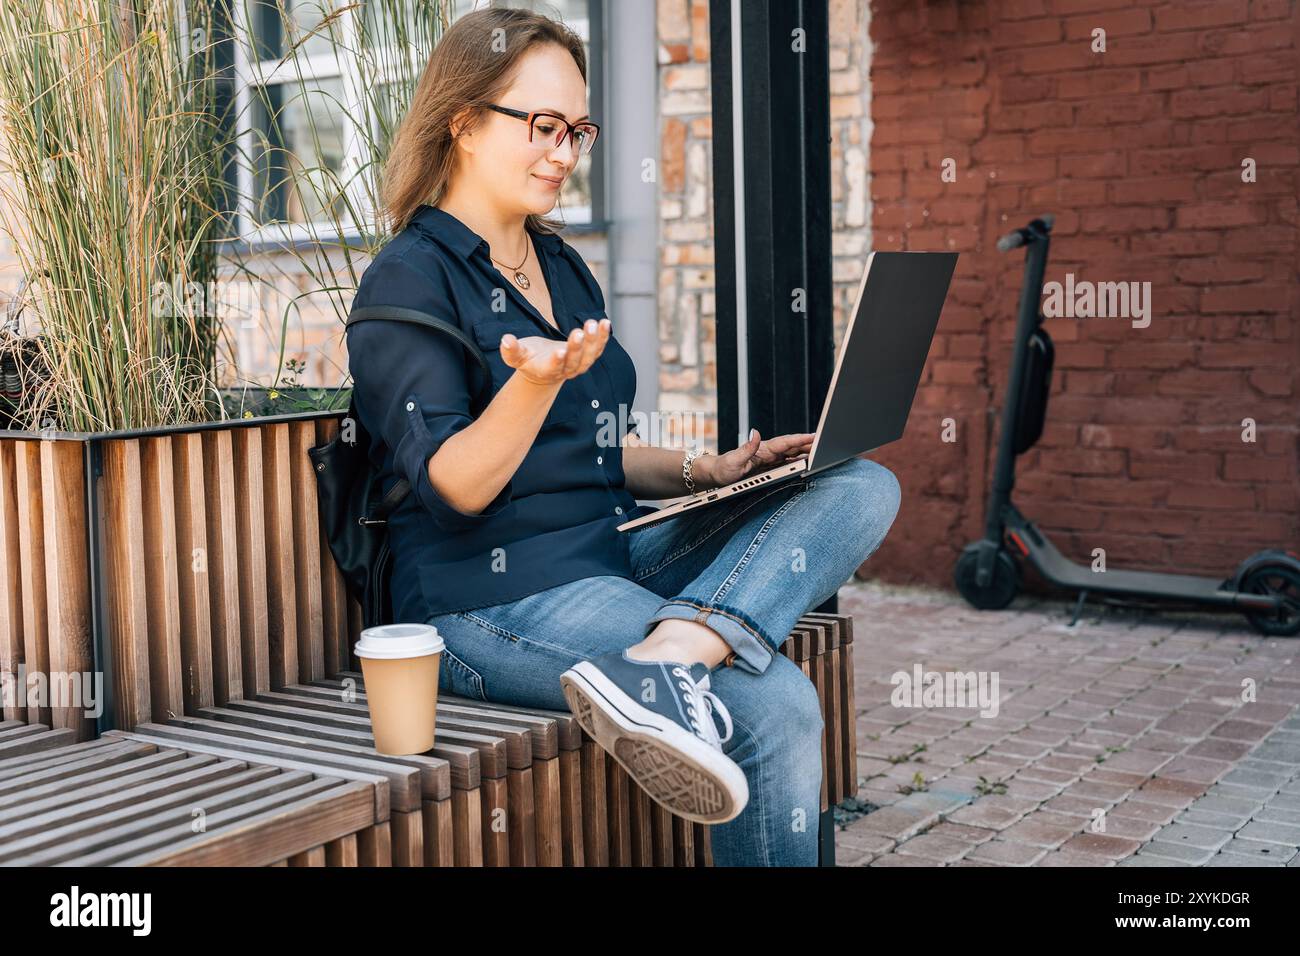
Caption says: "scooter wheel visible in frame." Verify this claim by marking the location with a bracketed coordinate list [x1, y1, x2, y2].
[954, 547, 1020, 610]
[1240, 563, 1300, 637]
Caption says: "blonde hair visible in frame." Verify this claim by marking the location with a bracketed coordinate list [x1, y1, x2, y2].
[380, 6, 588, 237]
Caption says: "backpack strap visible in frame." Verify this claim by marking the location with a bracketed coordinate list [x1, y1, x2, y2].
[346, 305, 497, 522]
[347, 305, 495, 413]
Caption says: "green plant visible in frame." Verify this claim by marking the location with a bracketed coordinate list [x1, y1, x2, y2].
[0, 1, 450, 431]
[0, 0, 237, 431]
[220, 0, 449, 400]
[897, 771, 929, 795]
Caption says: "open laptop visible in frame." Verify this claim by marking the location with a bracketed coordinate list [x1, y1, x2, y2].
[617, 250, 958, 533]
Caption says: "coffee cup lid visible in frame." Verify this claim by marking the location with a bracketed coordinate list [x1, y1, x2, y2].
[354, 623, 445, 660]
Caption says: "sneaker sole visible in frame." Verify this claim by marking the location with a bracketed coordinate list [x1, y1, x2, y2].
[560, 661, 749, 825]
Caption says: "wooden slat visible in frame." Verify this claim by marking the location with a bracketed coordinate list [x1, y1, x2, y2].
[346, 592, 362, 663]
[102, 441, 151, 729]
[13, 440, 50, 727]
[313, 418, 349, 677]
[288, 421, 325, 683]
[806, 611, 857, 801]
[122, 722, 412, 818]
[0, 441, 25, 723]
[0, 761, 286, 863]
[326, 833, 358, 866]
[119, 781, 374, 867]
[171, 433, 215, 714]
[0, 727, 78, 760]
[39, 441, 93, 738]
[580, 740, 608, 865]
[103, 727, 392, 822]
[200, 429, 244, 704]
[140, 437, 185, 721]
[230, 427, 270, 697]
[260, 424, 299, 689]
[289, 844, 328, 867]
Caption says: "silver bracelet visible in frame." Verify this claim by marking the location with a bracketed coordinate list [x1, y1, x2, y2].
[682, 445, 706, 494]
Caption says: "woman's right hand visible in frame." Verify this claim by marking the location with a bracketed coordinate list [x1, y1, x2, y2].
[499, 317, 611, 387]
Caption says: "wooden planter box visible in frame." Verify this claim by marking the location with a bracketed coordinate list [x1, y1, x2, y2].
[0, 408, 356, 740]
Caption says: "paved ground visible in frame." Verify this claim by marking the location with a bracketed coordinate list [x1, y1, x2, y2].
[831, 579, 1300, 866]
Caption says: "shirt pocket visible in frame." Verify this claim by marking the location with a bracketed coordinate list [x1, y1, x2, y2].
[573, 307, 635, 427]
[470, 316, 581, 430]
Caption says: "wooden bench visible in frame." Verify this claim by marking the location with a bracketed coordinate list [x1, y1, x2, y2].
[1, 415, 861, 865]
[0, 612, 856, 866]
[73, 610, 854, 866]
[0, 726, 380, 866]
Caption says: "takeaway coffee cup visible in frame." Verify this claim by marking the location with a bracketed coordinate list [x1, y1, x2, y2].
[354, 623, 444, 755]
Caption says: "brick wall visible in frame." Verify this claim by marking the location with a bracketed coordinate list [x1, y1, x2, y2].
[867, 0, 1299, 591]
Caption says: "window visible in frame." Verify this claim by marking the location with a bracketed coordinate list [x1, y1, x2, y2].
[223, 0, 605, 246]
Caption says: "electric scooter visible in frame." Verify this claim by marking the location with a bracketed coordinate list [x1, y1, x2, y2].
[954, 214, 1300, 637]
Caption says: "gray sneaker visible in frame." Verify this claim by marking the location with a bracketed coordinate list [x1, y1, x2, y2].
[560, 648, 749, 824]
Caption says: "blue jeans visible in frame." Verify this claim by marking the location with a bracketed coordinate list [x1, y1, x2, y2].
[424, 455, 901, 865]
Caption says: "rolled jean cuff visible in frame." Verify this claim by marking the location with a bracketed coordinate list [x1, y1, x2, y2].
[642, 599, 776, 675]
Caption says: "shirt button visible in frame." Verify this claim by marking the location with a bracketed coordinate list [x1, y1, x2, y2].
[405, 401, 415, 412]
[590, 399, 599, 408]
[614, 506, 623, 515]
[596, 456, 603, 465]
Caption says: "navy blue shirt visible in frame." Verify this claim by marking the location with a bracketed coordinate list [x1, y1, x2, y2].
[346, 204, 658, 621]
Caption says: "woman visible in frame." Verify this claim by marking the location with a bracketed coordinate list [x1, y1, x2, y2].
[347, 7, 901, 866]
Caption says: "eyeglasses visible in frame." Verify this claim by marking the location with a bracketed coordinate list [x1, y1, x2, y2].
[484, 103, 600, 156]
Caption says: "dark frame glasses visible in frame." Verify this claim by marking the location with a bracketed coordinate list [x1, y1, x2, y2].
[484, 103, 600, 156]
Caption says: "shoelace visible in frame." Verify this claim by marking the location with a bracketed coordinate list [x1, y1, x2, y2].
[671, 665, 733, 748]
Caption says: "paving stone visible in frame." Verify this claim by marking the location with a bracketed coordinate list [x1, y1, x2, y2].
[1117, 853, 1184, 867]
[1221, 767, 1291, 790]
[1185, 737, 1255, 761]
[1188, 794, 1265, 816]
[856, 805, 937, 841]
[835, 828, 896, 856]
[1214, 837, 1297, 863]
[1067, 779, 1135, 803]
[1109, 799, 1178, 824]
[1129, 840, 1219, 864]
[894, 833, 973, 863]
[1002, 778, 1065, 800]
[1174, 808, 1251, 830]
[999, 813, 1083, 849]
[1087, 767, 1151, 788]
[867, 853, 938, 866]
[1234, 820, 1300, 848]
[1060, 832, 1143, 860]
[1255, 807, 1300, 826]
[1034, 848, 1116, 866]
[927, 821, 997, 844]
[1251, 742, 1300, 764]
[1097, 814, 1163, 842]
[1205, 781, 1280, 802]
[1270, 793, 1300, 812]
[1149, 822, 1235, 852]
[1156, 754, 1233, 786]
[1202, 852, 1285, 867]
[965, 839, 1048, 866]
[1044, 793, 1107, 816]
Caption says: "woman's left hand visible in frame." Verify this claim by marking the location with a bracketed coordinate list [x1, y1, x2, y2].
[696, 428, 815, 489]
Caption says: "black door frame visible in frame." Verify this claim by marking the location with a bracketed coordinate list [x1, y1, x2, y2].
[708, 0, 840, 865]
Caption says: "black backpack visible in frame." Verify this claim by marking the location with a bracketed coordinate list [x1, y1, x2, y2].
[309, 306, 494, 629]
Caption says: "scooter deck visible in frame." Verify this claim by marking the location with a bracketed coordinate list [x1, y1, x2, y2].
[1007, 516, 1262, 609]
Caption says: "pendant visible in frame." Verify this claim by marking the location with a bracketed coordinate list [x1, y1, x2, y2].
[513, 271, 530, 289]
